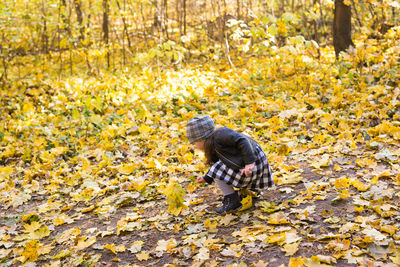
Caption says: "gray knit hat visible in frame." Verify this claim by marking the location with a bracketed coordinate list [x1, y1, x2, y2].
[186, 115, 215, 144]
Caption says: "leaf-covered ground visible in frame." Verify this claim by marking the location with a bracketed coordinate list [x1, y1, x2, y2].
[1, 29, 400, 266]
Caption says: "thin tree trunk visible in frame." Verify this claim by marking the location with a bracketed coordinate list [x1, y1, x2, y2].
[42, 1, 49, 54]
[280, 0, 285, 17]
[86, 0, 92, 43]
[313, 0, 318, 43]
[60, 0, 70, 35]
[236, 0, 240, 19]
[116, 0, 132, 50]
[139, 3, 149, 49]
[183, 0, 186, 35]
[163, 0, 169, 39]
[74, 0, 85, 42]
[63, 0, 73, 74]
[85, 0, 92, 73]
[177, 0, 181, 37]
[333, 0, 354, 57]
[58, 0, 63, 76]
[103, 0, 110, 68]
[225, 32, 234, 68]
[270, 0, 274, 17]
[368, 4, 378, 30]
[351, 0, 362, 28]
[0, 33, 8, 83]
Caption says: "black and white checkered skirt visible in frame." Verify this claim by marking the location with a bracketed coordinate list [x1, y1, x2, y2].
[205, 144, 274, 189]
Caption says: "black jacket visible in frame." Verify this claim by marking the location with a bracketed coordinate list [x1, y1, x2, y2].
[212, 127, 258, 171]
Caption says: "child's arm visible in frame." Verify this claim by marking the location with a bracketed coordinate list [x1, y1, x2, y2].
[197, 176, 206, 183]
[241, 162, 255, 176]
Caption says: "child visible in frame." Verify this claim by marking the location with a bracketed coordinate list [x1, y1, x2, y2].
[186, 115, 274, 214]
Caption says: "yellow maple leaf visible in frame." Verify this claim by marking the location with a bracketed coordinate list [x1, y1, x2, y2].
[132, 181, 150, 191]
[239, 194, 253, 211]
[268, 212, 290, 225]
[22, 102, 35, 114]
[20, 240, 39, 263]
[288, 257, 305, 267]
[189, 198, 204, 205]
[118, 163, 136, 175]
[138, 124, 152, 135]
[24, 222, 41, 233]
[283, 242, 299, 256]
[29, 224, 50, 240]
[186, 183, 197, 193]
[266, 232, 286, 244]
[381, 225, 398, 235]
[104, 243, 123, 254]
[166, 239, 178, 252]
[350, 180, 370, 191]
[50, 146, 67, 156]
[277, 172, 303, 185]
[75, 236, 96, 250]
[0, 166, 13, 182]
[136, 251, 150, 261]
[163, 179, 186, 216]
[354, 206, 364, 213]
[37, 243, 53, 255]
[326, 238, 350, 252]
[40, 151, 54, 163]
[310, 154, 330, 169]
[355, 158, 376, 168]
[53, 217, 65, 226]
[334, 177, 350, 189]
[204, 219, 218, 231]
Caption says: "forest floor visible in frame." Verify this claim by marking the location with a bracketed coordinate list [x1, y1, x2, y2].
[1, 32, 400, 266]
[2, 141, 399, 266]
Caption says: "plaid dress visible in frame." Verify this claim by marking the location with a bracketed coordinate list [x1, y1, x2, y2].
[205, 143, 274, 189]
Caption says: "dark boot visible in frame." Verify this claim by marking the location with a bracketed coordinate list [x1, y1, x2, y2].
[216, 191, 242, 214]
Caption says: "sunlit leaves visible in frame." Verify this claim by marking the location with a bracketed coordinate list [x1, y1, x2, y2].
[1, 11, 400, 265]
[19, 240, 39, 263]
[163, 179, 186, 216]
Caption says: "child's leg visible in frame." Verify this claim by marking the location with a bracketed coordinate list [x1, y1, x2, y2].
[215, 179, 235, 196]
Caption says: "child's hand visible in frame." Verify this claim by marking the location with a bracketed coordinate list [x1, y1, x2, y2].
[241, 162, 255, 177]
[196, 176, 206, 183]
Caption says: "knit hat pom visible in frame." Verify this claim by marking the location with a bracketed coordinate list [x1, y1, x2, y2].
[186, 115, 215, 144]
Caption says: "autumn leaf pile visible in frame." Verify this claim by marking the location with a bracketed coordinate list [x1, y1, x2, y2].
[1, 27, 400, 266]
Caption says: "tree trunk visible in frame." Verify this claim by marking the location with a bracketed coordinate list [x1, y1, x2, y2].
[183, 0, 186, 35]
[177, 0, 181, 37]
[42, 1, 49, 53]
[60, 0, 70, 35]
[116, 0, 132, 50]
[333, 0, 354, 57]
[103, 0, 110, 68]
[74, 0, 85, 42]
[236, 0, 240, 19]
[163, 0, 169, 39]
[86, 0, 92, 42]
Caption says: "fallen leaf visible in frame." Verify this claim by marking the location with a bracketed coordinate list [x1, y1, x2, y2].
[75, 236, 96, 250]
[136, 251, 150, 261]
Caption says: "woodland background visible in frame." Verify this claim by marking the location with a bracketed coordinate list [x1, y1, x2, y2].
[1, 0, 400, 266]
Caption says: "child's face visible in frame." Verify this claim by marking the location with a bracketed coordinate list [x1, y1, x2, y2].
[193, 140, 205, 151]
